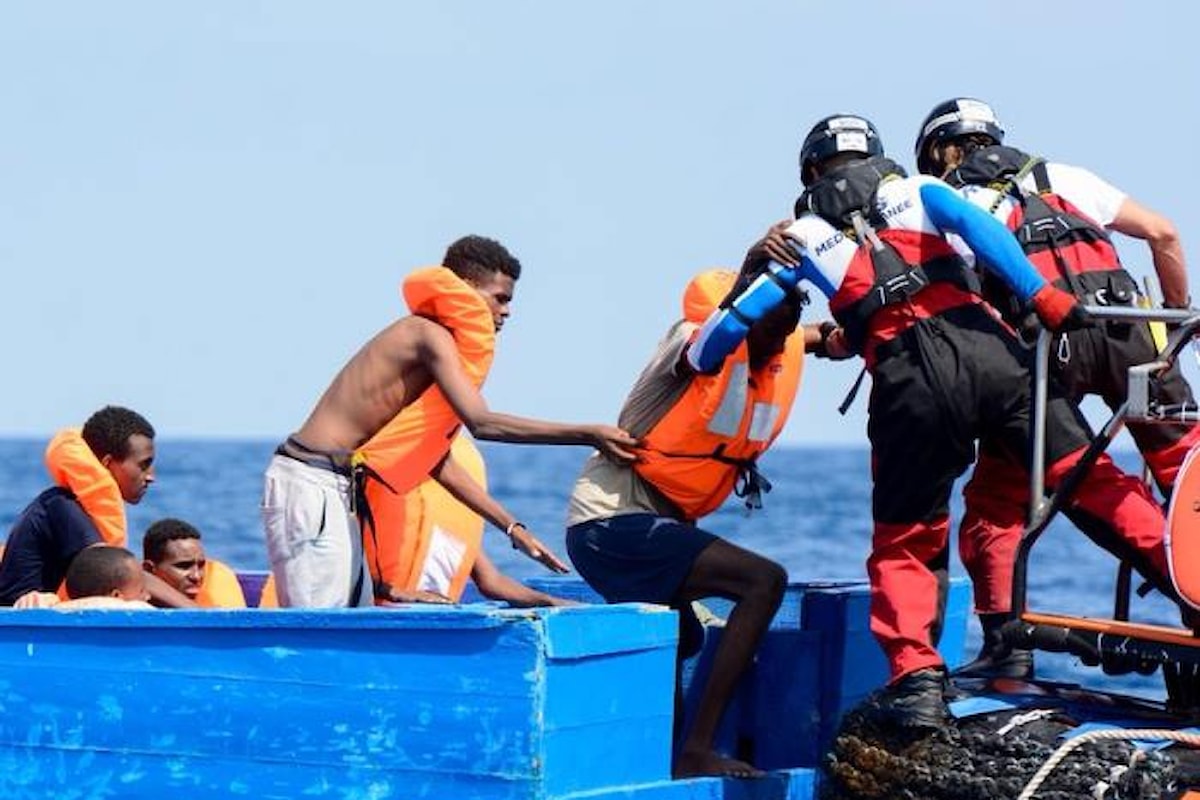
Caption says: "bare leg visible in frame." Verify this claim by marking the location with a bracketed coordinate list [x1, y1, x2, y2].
[672, 539, 786, 779]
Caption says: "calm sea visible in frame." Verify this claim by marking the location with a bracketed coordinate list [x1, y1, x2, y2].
[0, 438, 1179, 699]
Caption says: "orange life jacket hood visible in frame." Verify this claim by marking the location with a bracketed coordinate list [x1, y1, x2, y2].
[357, 266, 497, 487]
[44, 428, 127, 546]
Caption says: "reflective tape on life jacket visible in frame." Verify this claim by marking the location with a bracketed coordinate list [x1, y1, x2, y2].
[44, 428, 126, 546]
[635, 269, 804, 520]
[356, 266, 495, 598]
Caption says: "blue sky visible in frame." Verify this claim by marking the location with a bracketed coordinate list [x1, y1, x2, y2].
[2, 2, 1196, 445]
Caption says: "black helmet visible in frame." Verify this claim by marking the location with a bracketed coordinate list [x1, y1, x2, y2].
[799, 114, 884, 186]
[914, 97, 1005, 175]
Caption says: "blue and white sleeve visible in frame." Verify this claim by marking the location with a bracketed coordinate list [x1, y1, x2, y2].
[919, 181, 1045, 303]
[686, 259, 814, 374]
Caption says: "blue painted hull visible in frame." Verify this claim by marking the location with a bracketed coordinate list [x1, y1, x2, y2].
[0, 579, 967, 799]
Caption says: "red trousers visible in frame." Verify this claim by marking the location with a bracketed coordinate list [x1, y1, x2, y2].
[960, 449, 1170, 615]
[866, 308, 1170, 682]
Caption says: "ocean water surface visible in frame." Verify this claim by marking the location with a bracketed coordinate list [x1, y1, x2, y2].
[0, 438, 1178, 699]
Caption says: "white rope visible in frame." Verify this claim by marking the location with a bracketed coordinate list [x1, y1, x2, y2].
[996, 708, 1057, 737]
[1017, 728, 1200, 800]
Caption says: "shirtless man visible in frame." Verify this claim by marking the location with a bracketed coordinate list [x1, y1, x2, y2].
[263, 234, 639, 608]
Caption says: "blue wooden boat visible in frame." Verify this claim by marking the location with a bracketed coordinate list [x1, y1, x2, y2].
[6, 307, 1200, 799]
[0, 576, 970, 800]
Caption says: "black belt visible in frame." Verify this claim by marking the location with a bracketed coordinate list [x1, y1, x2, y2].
[275, 435, 354, 478]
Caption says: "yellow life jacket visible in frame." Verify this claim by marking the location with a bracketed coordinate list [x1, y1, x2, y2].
[633, 269, 805, 520]
[44, 428, 127, 546]
[357, 266, 496, 599]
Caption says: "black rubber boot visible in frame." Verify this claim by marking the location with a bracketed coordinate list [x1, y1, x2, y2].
[872, 667, 950, 730]
[952, 613, 1034, 680]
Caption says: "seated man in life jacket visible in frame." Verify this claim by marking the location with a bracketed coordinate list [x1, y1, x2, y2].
[566, 260, 838, 779]
[264, 234, 640, 608]
[0, 406, 194, 608]
[744, 113, 1182, 730]
[911, 98, 1200, 678]
[143, 518, 247, 608]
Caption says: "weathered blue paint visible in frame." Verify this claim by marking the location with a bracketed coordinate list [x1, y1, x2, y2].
[744, 629, 824, 770]
[0, 578, 968, 800]
[803, 579, 969, 753]
[525, 577, 970, 772]
[0, 604, 679, 800]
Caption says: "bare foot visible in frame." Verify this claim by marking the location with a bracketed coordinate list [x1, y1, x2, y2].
[672, 749, 765, 779]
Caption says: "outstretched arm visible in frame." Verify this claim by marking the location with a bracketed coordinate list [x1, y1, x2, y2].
[688, 225, 818, 374]
[430, 452, 569, 574]
[920, 181, 1044, 301]
[920, 181, 1085, 330]
[1109, 197, 1189, 308]
[418, 323, 639, 463]
[471, 550, 575, 607]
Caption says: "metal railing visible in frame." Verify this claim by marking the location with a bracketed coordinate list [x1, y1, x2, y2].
[1013, 306, 1200, 616]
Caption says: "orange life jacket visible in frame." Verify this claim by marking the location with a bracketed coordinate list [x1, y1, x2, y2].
[357, 266, 496, 598]
[44, 428, 127, 546]
[258, 573, 279, 608]
[634, 269, 805, 521]
[196, 559, 248, 608]
[363, 434, 487, 602]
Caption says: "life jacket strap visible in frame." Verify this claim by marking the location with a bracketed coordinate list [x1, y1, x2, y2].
[351, 458, 398, 599]
[837, 366, 869, 416]
[732, 459, 773, 512]
[648, 446, 773, 512]
[986, 154, 1043, 214]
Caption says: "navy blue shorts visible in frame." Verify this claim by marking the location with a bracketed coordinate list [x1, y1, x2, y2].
[565, 513, 719, 606]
